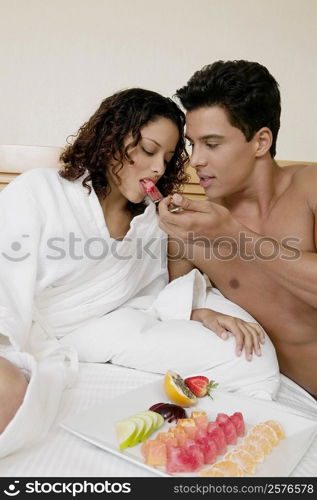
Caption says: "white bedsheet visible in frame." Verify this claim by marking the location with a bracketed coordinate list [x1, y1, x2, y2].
[0, 362, 316, 477]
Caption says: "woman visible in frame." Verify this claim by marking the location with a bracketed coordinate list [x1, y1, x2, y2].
[0, 88, 278, 456]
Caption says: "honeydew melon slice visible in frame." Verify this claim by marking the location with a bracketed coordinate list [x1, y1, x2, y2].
[136, 410, 164, 434]
[115, 419, 138, 450]
[133, 412, 155, 441]
[127, 416, 147, 446]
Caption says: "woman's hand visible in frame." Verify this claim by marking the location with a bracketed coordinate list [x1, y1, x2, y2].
[0, 357, 28, 433]
[191, 308, 265, 361]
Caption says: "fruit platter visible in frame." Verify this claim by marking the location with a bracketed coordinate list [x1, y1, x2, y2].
[61, 370, 317, 477]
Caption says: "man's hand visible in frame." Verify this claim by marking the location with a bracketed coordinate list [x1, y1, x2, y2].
[191, 308, 265, 361]
[159, 194, 241, 242]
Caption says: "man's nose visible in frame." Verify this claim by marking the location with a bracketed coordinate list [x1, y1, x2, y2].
[190, 146, 208, 169]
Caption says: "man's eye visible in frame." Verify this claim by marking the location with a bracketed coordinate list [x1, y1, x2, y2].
[206, 143, 218, 149]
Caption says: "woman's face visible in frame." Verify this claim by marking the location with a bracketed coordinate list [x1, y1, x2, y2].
[108, 117, 180, 204]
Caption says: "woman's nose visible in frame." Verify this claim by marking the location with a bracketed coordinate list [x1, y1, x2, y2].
[151, 158, 166, 176]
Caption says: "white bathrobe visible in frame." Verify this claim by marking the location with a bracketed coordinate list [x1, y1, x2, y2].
[0, 168, 280, 458]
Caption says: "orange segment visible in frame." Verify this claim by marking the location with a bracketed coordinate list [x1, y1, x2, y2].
[251, 423, 279, 446]
[264, 420, 285, 440]
[239, 441, 265, 463]
[244, 433, 272, 455]
[224, 448, 256, 474]
[199, 466, 226, 477]
[200, 468, 226, 477]
[200, 460, 244, 477]
[163, 370, 197, 407]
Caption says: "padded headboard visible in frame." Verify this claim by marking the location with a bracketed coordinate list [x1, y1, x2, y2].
[0, 145, 316, 198]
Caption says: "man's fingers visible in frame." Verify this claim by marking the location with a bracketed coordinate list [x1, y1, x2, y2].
[170, 194, 212, 213]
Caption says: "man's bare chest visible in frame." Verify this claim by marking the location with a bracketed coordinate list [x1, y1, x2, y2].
[184, 189, 316, 319]
[235, 191, 316, 253]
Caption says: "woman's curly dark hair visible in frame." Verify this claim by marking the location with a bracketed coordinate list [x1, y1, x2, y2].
[59, 88, 189, 215]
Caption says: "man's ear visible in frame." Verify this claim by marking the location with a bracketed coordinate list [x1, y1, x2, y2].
[254, 127, 273, 157]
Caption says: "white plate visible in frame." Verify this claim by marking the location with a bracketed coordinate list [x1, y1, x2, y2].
[61, 380, 317, 477]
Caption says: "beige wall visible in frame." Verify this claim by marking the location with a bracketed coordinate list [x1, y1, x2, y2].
[1, 0, 316, 161]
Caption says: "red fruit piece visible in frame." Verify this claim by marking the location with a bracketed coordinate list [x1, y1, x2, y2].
[200, 437, 218, 464]
[167, 445, 204, 473]
[207, 422, 227, 455]
[184, 376, 218, 398]
[194, 430, 218, 464]
[140, 180, 163, 203]
[216, 413, 238, 445]
[230, 412, 245, 437]
[195, 427, 208, 442]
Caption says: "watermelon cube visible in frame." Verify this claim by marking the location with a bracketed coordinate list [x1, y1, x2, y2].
[230, 412, 245, 437]
[207, 422, 227, 455]
[198, 437, 218, 464]
[195, 428, 208, 442]
[167, 445, 204, 473]
[216, 413, 237, 445]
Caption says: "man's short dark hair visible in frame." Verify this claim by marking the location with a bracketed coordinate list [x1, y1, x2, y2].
[176, 60, 281, 157]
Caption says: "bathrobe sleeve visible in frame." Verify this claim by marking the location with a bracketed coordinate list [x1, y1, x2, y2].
[0, 175, 41, 349]
[0, 173, 78, 459]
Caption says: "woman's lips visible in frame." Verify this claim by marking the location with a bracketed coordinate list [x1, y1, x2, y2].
[199, 177, 215, 188]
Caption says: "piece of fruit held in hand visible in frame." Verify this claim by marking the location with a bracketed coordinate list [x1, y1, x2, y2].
[149, 402, 187, 422]
[163, 370, 197, 407]
[184, 376, 218, 398]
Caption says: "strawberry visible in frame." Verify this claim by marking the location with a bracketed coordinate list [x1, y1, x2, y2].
[184, 376, 218, 398]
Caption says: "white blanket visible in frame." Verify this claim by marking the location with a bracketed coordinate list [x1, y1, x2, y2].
[0, 168, 279, 459]
[61, 269, 280, 399]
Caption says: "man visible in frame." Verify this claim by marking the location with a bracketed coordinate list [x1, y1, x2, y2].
[159, 60, 317, 399]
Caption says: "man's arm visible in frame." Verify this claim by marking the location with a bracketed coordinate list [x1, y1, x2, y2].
[167, 236, 265, 359]
[160, 191, 317, 310]
[167, 237, 195, 282]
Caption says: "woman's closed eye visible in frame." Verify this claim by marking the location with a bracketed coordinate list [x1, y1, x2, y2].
[206, 143, 219, 149]
[142, 146, 155, 156]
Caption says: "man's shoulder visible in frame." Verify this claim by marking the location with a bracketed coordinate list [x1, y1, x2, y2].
[292, 163, 317, 179]
[291, 164, 317, 210]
